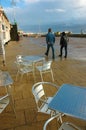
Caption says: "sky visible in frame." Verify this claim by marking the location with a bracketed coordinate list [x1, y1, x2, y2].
[1, 0, 86, 32]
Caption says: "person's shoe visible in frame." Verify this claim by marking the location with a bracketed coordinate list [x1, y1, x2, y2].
[52, 57, 55, 60]
[64, 56, 67, 58]
[2, 60, 6, 66]
[58, 55, 62, 57]
[45, 53, 47, 56]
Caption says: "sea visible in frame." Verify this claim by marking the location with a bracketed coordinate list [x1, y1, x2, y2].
[21, 23, 86, 34]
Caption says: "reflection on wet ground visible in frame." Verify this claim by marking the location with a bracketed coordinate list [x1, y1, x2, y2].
[68, 37, 86, 60]
[30, 37, 86, 61]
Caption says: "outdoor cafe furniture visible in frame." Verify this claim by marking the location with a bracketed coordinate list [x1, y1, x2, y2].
[0, 70, 13, 93]
[36, 60, 54, 82]
[43, 114, 82, 130]
[15, 60, 34, 81]
[48, 84, 86, 121]
[16, 55, 45, 81]
[0, 70, 16, 115]
[32, 82, 63, 123]
[21, 55, 45, 63]
[0, 93, 16, 115]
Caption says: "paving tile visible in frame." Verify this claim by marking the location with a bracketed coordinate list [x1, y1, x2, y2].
[0, 37, 86, 130]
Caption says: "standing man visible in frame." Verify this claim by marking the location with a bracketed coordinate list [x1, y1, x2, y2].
[45, 28, 55, 59]
[59, 32, 68, 58]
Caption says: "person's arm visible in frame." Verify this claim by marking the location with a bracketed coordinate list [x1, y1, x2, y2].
[46, 34, 49, 44]
[53, 34, 55, 43]
[67, 36, 69, 42]
[60, 37, 62, 45]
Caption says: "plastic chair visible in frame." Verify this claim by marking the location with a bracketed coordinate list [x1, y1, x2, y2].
[15, 60, 34, 81]
[32, 82, 62, 123]
[43, 114, 82, 130]
[36, 60, 54, 81]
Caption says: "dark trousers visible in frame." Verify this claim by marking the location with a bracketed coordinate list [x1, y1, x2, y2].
[45, 44, 55, 59]
[60, 45, 67, 58]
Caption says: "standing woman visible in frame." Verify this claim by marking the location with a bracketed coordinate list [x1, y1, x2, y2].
[59, 32, 69, 58]
[45, 28, 55, 59]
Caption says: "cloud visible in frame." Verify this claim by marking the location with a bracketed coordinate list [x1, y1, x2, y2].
[22, 0, 57, 3]
[15, 0, 59, 4]
[45, 8, 66, 13]
[2, 0, 86, 32]
[23, 0, 40, 3]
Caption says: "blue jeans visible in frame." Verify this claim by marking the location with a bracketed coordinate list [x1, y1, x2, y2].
[45, 44, 55, 59]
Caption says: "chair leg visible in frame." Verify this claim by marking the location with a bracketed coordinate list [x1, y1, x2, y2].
[51, 111, 62, 124]
[26, 73, 29, 81]
[20, 73, 24, 81]
[40, 72, 43, 81]
[15, 72, 19, 81]
[32, 63, 36, 82]
[32, 71, 36, 82]
[57, 115, 63, 124]
[51, 69, 54, 82]
[7, 86, 16, 117]
[9, 95, 16, 117]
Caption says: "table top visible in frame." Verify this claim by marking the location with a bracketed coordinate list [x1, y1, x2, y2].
[49, 84, 86, 121]
[22, 55, 45, 63]
[0, 71, 13, 86]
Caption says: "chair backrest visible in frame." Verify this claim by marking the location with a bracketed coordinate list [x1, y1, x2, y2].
[32, 82, 58, 111]
[15, 61, 23, 71]
[32, 82, 47, 110]
[42, 61, 52, 71]
[15, 59, 34, 75]
[16, 55, 23, 62]
[0, 94, 9, 113]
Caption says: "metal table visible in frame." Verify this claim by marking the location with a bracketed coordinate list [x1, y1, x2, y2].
[21, 55, 45, 81]
[49, 84, 86, 121]
[22, 55, 45, 63]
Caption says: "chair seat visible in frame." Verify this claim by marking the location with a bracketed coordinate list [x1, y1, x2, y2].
[20, 67, 33, 74]
[36, 66, 50, 72]
[59, 123, 75, 130]
[43, 116, 81, 130]
[58, 122, 81, 130]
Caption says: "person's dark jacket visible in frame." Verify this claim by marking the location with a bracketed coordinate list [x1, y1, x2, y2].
[60, 35, 68, 46]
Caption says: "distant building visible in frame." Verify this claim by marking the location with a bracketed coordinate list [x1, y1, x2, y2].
[10, 23, 19, 41]
[0, 6, 11, 44]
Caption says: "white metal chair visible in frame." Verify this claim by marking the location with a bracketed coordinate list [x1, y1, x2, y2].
[36, 60, 54, 81]
[32, 82, 62, 123]
[58, 122, 82, 130]
[0, 93, 16, 115]
[0, 94, 10, 113]
[43, 114, 82, 130]
[15, 60, 34, 81]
